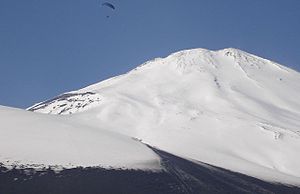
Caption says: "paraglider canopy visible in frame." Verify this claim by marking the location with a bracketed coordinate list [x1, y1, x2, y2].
[102, 2, 115, 10]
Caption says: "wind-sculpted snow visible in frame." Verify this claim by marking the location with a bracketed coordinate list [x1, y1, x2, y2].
[0, 106, 161, 170]
[19, 48, 300, 185]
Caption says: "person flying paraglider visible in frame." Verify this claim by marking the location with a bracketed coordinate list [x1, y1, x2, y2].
[101, 2, 115, 18]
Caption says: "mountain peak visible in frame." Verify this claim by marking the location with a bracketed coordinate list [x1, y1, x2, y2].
[28, 47, 296, 115]
[136, 47, 267, 74]
[167, 47, 246, 57]
[24, 47, 300, 184]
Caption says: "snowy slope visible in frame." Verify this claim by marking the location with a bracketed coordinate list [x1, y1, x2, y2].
[0, 105, 161, 170]
[25, 48, 300, 185]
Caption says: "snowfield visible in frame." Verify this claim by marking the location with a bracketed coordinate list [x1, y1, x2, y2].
[0, 105, 161, 170]
[2, 48, 300, 185]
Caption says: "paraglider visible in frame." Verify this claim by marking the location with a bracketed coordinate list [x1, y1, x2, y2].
[102, 2, 115, 10]
[101, 2, 116, 18]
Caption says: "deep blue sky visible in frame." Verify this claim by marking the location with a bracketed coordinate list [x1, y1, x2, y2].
[1, 0, 300, 108]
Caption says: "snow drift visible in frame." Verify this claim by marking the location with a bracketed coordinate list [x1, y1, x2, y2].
[0, 105, 160, 170]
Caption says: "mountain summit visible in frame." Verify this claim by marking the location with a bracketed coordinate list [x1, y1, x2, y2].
[7, 48, 300, 185]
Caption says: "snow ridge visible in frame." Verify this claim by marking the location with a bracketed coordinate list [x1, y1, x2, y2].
[27, 92, 103, 115]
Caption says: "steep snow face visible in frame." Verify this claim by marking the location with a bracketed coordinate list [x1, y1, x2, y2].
[28, 48, 300, 184]
[0, 106, 161, 170]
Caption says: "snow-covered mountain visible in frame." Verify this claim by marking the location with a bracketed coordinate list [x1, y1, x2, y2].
[2, 48, 300, 186]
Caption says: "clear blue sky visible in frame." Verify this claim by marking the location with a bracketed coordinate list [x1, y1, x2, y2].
[1, 0, 300, 108]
